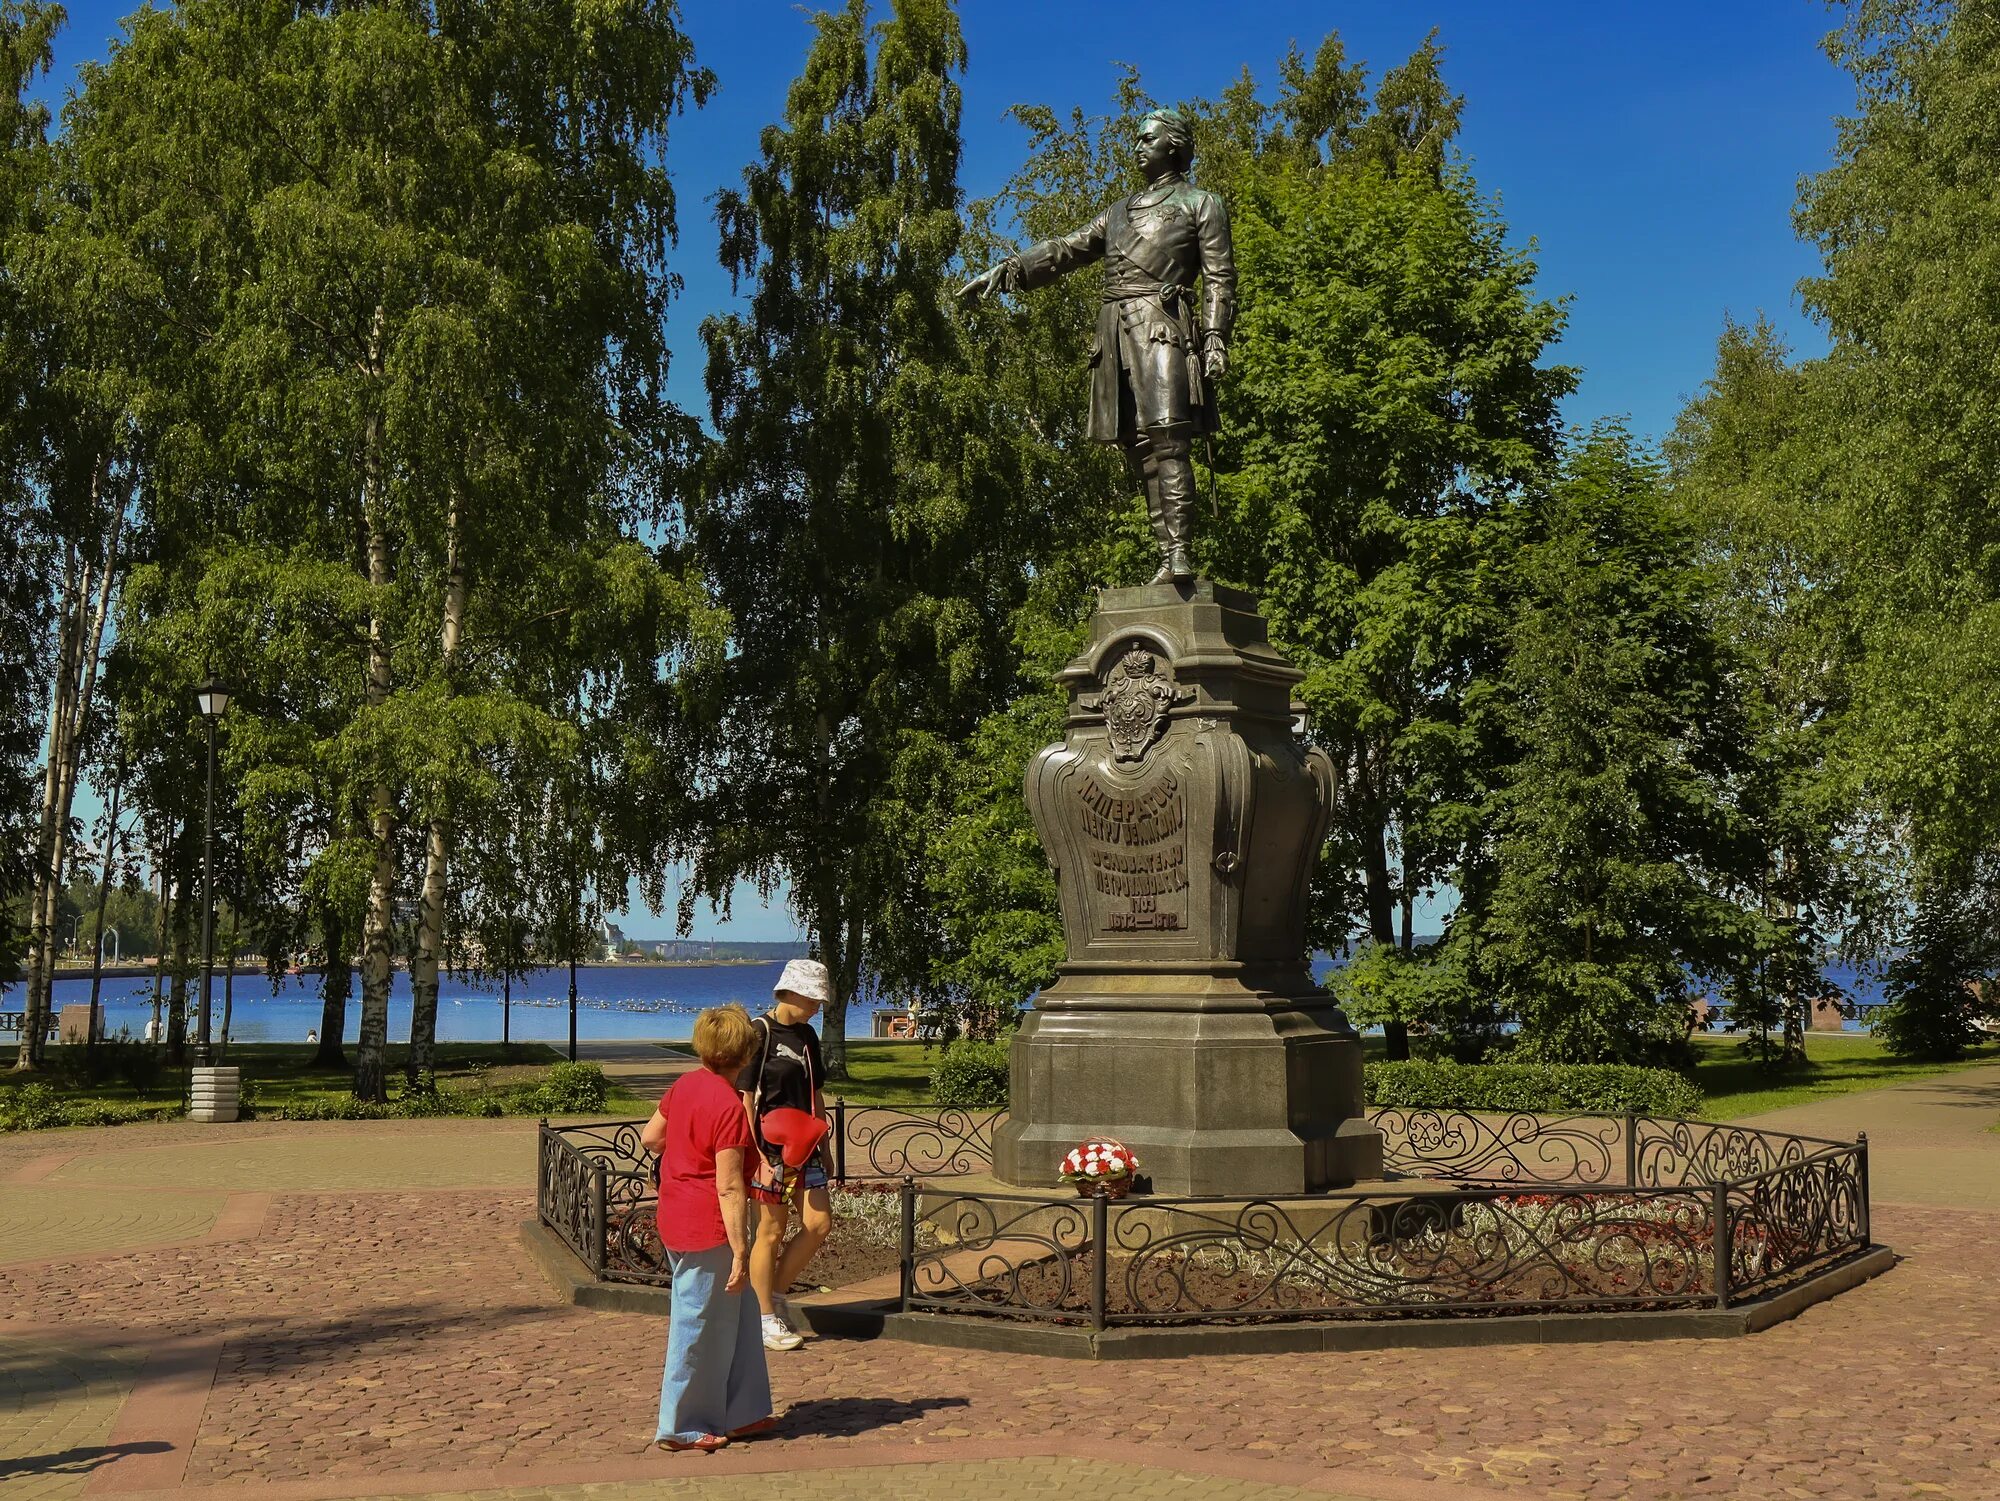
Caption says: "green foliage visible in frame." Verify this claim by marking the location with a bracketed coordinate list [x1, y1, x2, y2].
[0, 1, 63, 992]
[1203, 47, 1572, 1013]
[924, 609, 1073, 1037]
[0, 1082, 183, 1132]
[687, 0, 1015, 1076]
[1464, 431, 1749, 1065]
[1873, 876, 2000, 1060]
[1364, 1059, 1703, 1118]
[928, 1039, 1011, 1107]
[1329, 940, 1496, 1061]
[530, 1061, 610, 1115]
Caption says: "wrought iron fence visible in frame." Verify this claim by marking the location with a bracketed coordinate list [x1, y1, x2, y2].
[835, 1101, 1005, 1181]
[904, 1181, 1722, 1324]
[534, 1103, 1005, 1287]
[535, 1104, 1872, 1321]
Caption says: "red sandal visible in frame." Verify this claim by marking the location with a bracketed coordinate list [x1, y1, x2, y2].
[658, 1433, 729, 1453]
[728, 1416, 780, 1439]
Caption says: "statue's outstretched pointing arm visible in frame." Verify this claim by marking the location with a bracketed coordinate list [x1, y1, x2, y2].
[959, 210, 1111, 302]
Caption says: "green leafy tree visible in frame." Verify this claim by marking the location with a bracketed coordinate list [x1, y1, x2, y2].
[1794, 1, 2000, 897]
[689, 0, 1013, 1077]
[1200, 40, 1571, 1059]
[1465, 431, 1749, 1064]
[79, 0, 712, 1098]
[0, 1, 63, 995]
[1873, 863, 2000, 1059]
[1666, 317, 1873, 1066]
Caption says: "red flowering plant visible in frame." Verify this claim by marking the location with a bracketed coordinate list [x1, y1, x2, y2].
[1058, 1138, 1140, 1195]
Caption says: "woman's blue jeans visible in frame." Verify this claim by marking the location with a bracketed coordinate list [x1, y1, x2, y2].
[656, 1243, 772, 1444]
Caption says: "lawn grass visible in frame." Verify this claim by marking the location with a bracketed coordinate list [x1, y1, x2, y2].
[0, 1040, 652, 1120]
[655, 1037, 968, 1106]
[824, 1039, 943, 1105]
[1690, 1031, 2000, 1119]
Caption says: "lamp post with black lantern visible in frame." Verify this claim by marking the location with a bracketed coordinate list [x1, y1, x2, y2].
[194, 678, 231, 1064]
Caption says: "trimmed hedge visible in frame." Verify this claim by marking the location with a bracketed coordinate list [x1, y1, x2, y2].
[1363, 1059, 1702, 1118]
[0, 1084, 183, 1132]
[264, 1062, 609, 1121]
[930, 1040, 1011, 1108]
[1, 1061, 613, 1131]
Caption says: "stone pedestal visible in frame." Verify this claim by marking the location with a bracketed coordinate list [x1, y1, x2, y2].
[994, 579, 1382, 1196]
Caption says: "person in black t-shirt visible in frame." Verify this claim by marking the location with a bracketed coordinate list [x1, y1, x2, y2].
[734, 959, 835, 1351]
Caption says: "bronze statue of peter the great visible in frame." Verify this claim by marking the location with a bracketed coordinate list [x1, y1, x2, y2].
[960, 106, 1235, 584]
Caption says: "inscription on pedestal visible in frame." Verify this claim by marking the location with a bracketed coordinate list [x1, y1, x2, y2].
[1077, 769, 1188, 932]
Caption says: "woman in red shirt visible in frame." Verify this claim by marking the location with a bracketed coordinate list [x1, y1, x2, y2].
[640, 1004, 774, 1452]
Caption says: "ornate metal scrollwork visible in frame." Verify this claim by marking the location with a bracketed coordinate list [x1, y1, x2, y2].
[1632, 1118, 1810, 1188]
[1722, 1147, 1866, 1301]
[845, 1107, 1004, 1180]
[537, 1109, 1873, 1325]
[1373, 1108, 1622, 1185]
[907, 1192, 1092, 1316]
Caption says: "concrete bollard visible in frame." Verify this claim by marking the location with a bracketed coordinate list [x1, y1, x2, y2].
[188, 1066, 241, 1124]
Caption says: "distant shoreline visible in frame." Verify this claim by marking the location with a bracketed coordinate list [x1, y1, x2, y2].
[50, 957, 791, 982]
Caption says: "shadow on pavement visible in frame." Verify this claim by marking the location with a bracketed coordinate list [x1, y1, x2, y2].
[1905, 1075, 2000, 1112]
[0, 1301, 566, 1391]
[776, 1394, 971, 1439]
[0, 1441, 172, 1482]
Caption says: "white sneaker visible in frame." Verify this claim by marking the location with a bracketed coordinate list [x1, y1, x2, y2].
[761, 1314, 803, 1351]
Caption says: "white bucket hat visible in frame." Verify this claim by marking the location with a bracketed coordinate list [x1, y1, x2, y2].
[774, 958, 832, 1005]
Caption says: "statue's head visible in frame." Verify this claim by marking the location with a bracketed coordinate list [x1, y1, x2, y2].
[1137, 107, 1195, 177]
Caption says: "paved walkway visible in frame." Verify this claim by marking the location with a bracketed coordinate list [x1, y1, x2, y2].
[1, 1070, 1997, 1501]
[570, 1040, 695, 1106]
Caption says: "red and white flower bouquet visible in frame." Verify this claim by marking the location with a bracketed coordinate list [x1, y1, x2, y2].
[1058, 1137, 1140, 1199]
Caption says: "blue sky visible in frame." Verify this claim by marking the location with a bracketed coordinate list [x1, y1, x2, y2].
[34, 2, 1853, 942]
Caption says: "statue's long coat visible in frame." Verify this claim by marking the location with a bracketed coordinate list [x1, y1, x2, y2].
[1007, 176, 1236, 443]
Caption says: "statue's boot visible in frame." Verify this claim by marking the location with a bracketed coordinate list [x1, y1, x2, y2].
[1132, 436, 1178, 584]
[1153, 434, 1196, 580]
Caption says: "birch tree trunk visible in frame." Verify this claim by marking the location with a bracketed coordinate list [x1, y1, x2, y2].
[28, 479, 122, 1063]
[355, 309, 398, 1103]
[408, 488, 465, 1083]
[148, 832, 171, 1043]
[86, 764, 124, 1062]
[16, 540, 82, 1072]
[356, 388, 398, 1104]
[1356, 745, 1410, 1061]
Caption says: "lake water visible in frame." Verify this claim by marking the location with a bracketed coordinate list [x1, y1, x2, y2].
[50, 962, 885, 1045]
[50, 953, 1891, 1045]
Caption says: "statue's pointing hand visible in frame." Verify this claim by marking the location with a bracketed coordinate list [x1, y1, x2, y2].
[957, 263, 1011, 303]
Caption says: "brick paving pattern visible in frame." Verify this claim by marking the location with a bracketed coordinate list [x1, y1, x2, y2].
[0, 1065, 1995, 1500]
[47, 1127, 534, 1193]
[0, 1331, 147, 1501]
[0, 1186, 224, 1264]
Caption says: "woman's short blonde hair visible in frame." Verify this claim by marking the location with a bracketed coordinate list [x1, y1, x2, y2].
[692, 1003, 759, 1071]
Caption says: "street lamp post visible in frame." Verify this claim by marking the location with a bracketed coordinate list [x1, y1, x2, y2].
[194, 678, 232, 1065]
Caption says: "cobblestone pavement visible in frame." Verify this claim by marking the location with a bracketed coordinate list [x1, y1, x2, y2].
[284, 1460, 1371, 1501]
[1, 1071, 1996, 1501]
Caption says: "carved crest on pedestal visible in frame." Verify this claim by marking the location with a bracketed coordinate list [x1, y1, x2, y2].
[1084, 643, 1192, 763]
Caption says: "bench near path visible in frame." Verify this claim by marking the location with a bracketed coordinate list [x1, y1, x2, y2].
[1, 1068, 1997, 1501]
